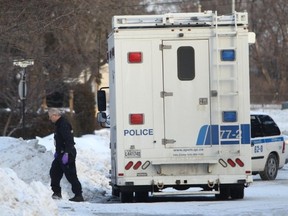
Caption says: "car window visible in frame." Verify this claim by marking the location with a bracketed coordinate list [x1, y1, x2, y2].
[259, 115, 280, 136]
[250, 115, 263, 138]
[251, 114, 280, 138]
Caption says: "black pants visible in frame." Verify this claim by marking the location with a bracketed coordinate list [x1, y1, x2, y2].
[50, 148, 82, 196]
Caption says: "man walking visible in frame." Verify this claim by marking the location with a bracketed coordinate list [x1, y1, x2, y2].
[48, 107, 84, 202]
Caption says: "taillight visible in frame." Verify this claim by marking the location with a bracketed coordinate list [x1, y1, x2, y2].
[128, 52, 142, 63]
[133, 161, 142, 170]
[125, 161, 133, 170]
[129, 113, 144, 125]
[235, 158, 244, 167]
[227, 158, 236, 167]
[283, 141, 286, 153]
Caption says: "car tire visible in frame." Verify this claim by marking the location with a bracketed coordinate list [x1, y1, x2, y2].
[259, 153, 278, 180]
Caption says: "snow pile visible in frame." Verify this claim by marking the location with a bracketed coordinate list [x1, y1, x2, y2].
[0, 138, 51, 184]
[0, 137, 57, 215]
[0, 168, 57, 216]
[0, 129, 111, 215]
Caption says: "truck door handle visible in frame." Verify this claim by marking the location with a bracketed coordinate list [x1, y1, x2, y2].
[160, 91, 173, 98]
[162, 139, 176, 144]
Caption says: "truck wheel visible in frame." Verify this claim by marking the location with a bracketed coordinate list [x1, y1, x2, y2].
[230, 185, 244, 199]
[112, 187, 120, 197]
[259, 153, 278, 180]
[120, 192, 134, 203]
[135, 191, 148, 202]
[215, 186, 230, 200]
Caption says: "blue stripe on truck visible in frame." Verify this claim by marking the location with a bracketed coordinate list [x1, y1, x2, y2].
[197, 124, 250, 145]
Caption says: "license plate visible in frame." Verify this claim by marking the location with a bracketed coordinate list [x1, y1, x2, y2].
[125, 150, 141, 158]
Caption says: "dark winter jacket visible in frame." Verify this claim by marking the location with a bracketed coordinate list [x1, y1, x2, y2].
[54, 116, 75, 154]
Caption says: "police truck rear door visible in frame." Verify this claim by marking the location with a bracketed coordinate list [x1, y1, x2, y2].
[162, 40, 211, 148]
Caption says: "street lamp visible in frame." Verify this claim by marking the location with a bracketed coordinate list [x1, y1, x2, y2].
[13, 59, 34, 137]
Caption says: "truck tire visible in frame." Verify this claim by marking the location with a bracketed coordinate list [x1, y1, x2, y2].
[135, 191, 148, 202]
[112, 187, 120, 197]
[259, 153, 278, 180]
[230, 185, 244, 199]
[215, 185, 230, 200]
[120, 191, 134, 203]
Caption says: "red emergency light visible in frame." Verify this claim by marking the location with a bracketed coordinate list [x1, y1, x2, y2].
[129, 113, 144, 125]
[128, 52, 142, 63]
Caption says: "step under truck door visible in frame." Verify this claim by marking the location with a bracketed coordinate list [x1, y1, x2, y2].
[162, 39, 211, 148]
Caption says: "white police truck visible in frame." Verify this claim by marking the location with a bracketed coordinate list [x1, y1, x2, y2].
[97, 11, 256, 202]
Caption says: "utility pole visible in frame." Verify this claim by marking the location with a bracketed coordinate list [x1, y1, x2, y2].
[197, 1, 202, 12]
[13, 59, 34, 137]
[69, 90, 74, 116]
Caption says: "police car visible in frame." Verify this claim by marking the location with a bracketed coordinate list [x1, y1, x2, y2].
[251, 112, 287, 180]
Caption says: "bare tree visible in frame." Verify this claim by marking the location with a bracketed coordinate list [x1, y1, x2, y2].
[245, 0, 288, 102]
[0, 0, 147, 136]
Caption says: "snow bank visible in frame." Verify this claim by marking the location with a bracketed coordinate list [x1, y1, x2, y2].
[0, 168, 58, 216]
[0, 130, 111, 215]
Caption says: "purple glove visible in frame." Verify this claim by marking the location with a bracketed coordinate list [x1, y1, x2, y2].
[62, 153, 69, 165]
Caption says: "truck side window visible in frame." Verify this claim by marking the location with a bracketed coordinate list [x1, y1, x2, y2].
[177, 46, 195, 81]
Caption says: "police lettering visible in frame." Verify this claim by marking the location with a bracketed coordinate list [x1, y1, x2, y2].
[124, 129, 153, 136]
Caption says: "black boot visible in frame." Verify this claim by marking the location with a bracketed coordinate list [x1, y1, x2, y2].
[52, 192, 62, 200]
[69, 194, 84, 202]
